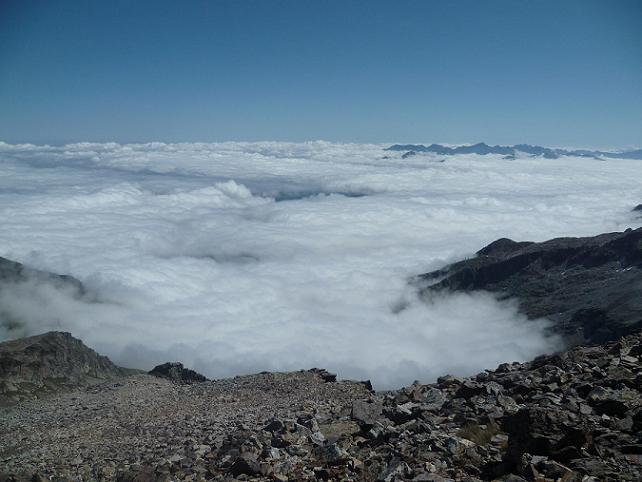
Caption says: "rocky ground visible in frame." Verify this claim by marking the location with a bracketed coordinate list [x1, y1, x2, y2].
[0, 331, 641, 482]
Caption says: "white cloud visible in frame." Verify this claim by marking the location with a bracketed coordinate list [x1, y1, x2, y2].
[1, 142, 640, 388]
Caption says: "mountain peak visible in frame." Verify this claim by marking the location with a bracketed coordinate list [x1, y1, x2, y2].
[385, 142, 642, 159]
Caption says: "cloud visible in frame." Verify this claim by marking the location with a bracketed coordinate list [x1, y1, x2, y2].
[0, 141, 640, 389]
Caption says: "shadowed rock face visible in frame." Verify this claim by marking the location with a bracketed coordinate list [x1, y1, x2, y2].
[0, 331, 135, 404]
[418, 227, 642, 345]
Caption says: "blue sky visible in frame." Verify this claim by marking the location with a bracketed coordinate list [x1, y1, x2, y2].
[1, 0, 641, 147]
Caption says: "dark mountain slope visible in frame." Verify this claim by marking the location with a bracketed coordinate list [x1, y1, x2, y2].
[418, 227, 642, 344]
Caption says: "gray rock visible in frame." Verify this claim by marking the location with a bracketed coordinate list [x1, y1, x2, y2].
[314, 443, 349, 465]
[229, 454, 261, 476]
[421, 388, 446, 411]
[148, 362, 208, 384]
[351, 399, 384, 427]
[586, 386, 629, 417]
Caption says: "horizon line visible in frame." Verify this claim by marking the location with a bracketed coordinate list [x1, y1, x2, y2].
[0, 139, 640, 153]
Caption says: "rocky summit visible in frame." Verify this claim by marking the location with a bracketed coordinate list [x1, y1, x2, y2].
[149, 362, 209, 384]
[0, 332, 136, 406]
[0, 330, 640, 481]
[418, 227, 642, 345]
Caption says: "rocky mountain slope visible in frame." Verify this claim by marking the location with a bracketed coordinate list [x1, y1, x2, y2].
[418, 227, 642, 345]
[0, 332, 136, 405]
[0, 331, 640, 481]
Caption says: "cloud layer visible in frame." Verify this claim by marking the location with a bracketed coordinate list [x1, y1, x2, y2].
[1, 141, 640, 388]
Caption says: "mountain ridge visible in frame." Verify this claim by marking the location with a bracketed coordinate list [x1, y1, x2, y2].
[418, 227, 642, 345]
[385, 142, 642, 160]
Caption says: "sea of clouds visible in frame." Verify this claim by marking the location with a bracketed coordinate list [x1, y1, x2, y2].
[1, 141, 640, 388]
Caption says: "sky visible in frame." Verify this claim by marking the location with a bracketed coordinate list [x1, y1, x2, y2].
[1, 0, 641, 147]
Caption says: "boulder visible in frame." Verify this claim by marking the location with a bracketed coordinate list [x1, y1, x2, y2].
[586, 386, 630, 417]
[148, 362, 207, 384]
[309, 368, 337, 382]
[421, 387, 446, 411]
[229, 454, 260, 477]
[351, 399, 384, 428]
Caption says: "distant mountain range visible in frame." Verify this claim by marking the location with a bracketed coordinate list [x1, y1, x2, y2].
[385, 142, 642, 160]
